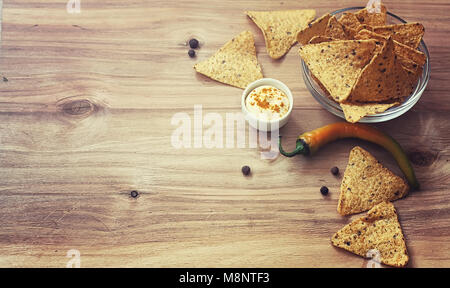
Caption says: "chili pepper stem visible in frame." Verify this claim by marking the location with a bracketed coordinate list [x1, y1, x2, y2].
[278, 137, 306, 157]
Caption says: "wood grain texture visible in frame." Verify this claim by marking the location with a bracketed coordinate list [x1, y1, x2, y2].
[0, 0, 449, 267]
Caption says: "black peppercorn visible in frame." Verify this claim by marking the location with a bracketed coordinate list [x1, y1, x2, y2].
[330, 166, 339, 175]
[189, 38, 199, 49]
[188, 49, 196, 58]
[241, 166, 251, 176]
[320, 186, 329, 196]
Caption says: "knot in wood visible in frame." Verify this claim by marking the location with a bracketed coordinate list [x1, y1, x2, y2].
[408, 151, 437, 167]
[61, 99, 95, 116]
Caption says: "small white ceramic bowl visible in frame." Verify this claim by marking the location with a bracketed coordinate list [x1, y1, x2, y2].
[241, 78, 294, 132]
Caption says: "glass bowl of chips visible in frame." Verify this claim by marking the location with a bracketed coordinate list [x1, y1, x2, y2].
[301, 7, 430, 123]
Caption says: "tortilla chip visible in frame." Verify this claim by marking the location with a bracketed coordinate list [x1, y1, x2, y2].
[393, 40, 427, 66]
[332, 201, 409, 268]
[297, 13, 332, 45]
[304, 38, 334, 98]
[340, 101, 399, 123]
[356, 24, 374, 33]
[246, 10, 316, 59]
[350, 38, 414, 102]
[355, 29, 388, 41]
[339, 12, 361, 39]
[354, 3, 387, 27]
[373, 23, 425, 49]
[337, 146, 409, 214]
[299, 40, 377, 102]
[400, 58, 423, 75]
[402, 66, 422, 91]
[308, 35, 334, 44]
[354, 29, 389, 55]
[194, 31, 263, 89]
[339, 12, 361, 31]
[355, 29, 426, 76]
[324, 15, 347, 40]
[310, 74, 332, 99]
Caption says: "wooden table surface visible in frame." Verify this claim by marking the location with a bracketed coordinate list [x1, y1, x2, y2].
[0, 0, 449, 268]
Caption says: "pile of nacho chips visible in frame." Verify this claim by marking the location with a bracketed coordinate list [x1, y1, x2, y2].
[297, 2, 426, 122]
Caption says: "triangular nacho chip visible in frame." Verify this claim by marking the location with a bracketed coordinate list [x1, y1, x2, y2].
[338, 12, 361, 39]
[339, 12, 361, 31]
[355, 28, 388, 42]
[401, 59, 423, 77]
[356, 24, 374, 33]
[308, 35, 334, 44]
[332, 201, 409, 268]
[337, 146, 409, 215]
[340, 101, 399, 123]
[194, 31, 263, 89]
[393, 40, 426, 66]
[299, 40, 378, 102]
[297, 13, 332, 45]
[373, 23, 425, 49]
[354, 3, 387, 27]
[324, 15, 348, 40]
[355, 29, 426, 79]
[350, 37, 415, 102]
[246, 10, 316, 59]
[354, 29, 386, 56]
[403, 66, 422, 90]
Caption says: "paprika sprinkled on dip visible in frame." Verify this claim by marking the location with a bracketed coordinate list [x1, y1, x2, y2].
[242, 78, 294, 131]
[245, 85, 290, 121]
